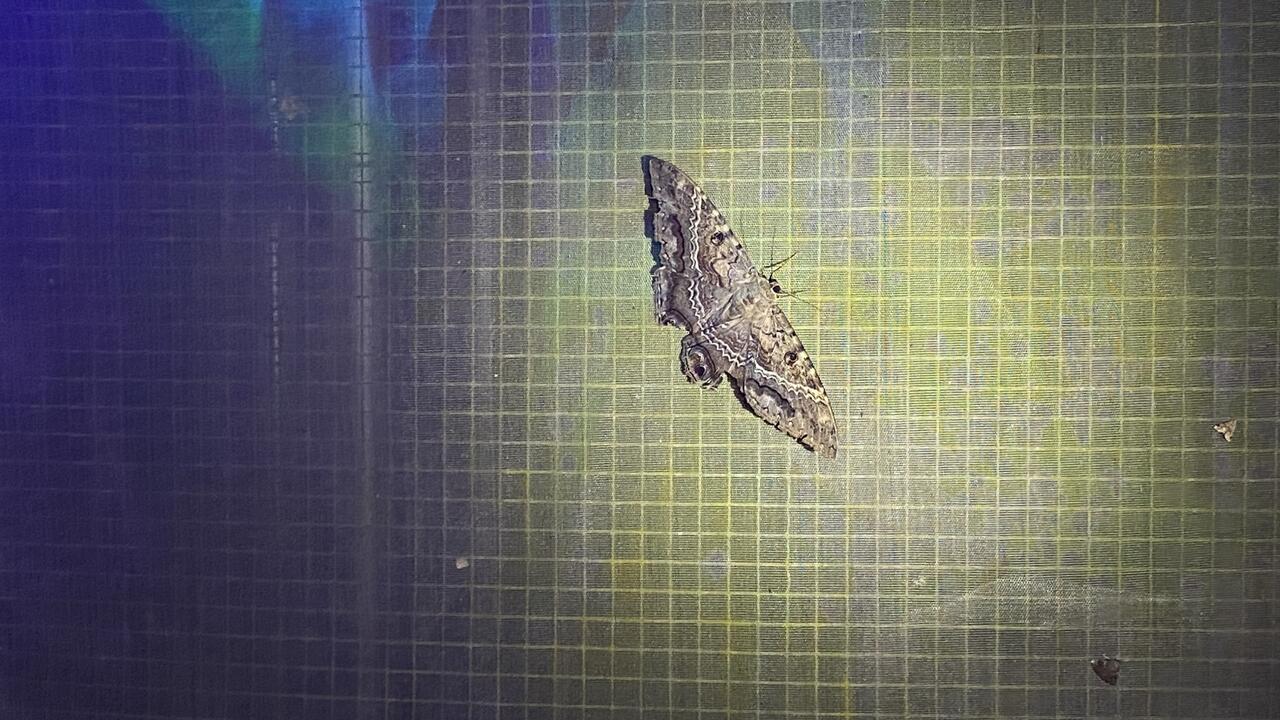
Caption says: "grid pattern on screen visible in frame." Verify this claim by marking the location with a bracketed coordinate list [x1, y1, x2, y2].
[0, 0, 1276, 719]
[1, 3, 375, 719]
[412, 1, 1279, 718]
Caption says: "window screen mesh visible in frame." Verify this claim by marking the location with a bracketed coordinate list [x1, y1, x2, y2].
[1, 1, 1276, 718]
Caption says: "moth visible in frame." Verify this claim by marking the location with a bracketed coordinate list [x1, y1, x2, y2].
[1213, 418, 1237, 443]
[642, 155, 838, 458]
[1090, 654, 1121, 685]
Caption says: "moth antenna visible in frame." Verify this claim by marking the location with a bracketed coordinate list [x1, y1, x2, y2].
[779, 289, 819, 311]
[763, 233, 781, 275]
[761, 250, 798, 272]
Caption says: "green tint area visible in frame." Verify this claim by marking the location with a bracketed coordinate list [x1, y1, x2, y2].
[146, 0, 264, 95]
[439, 1, 1279, 717]
[148, 1, 380, 185]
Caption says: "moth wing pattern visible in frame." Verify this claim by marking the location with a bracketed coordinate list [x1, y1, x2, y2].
[643, 154, 839, 458]
[738, 304, 838, 458]
[644, 155, 745, 327]
[644, 155, 747, 394]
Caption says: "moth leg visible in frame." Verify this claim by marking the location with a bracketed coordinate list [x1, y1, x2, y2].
[679, 334, 723, 389]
